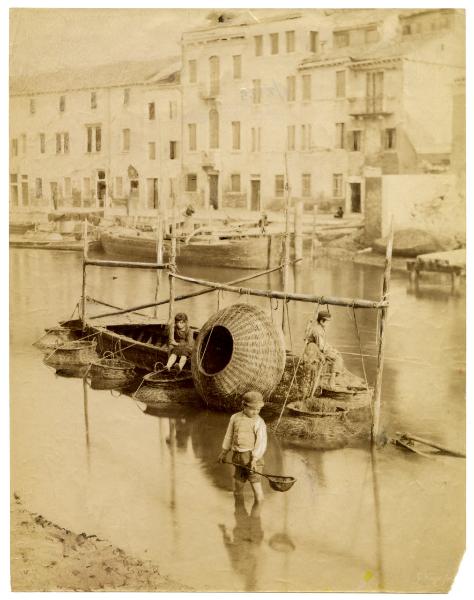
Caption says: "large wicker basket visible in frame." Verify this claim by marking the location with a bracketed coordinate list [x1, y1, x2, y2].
[43, 339, 98, 368]
[34, 326, 82, 350]
[191, 303, 286, 411]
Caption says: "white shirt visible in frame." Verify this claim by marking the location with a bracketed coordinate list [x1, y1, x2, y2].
[222, 411, 267, 460]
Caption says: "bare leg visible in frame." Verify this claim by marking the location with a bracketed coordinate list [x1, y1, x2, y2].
[250, 481, 264, 503]
[233, 479, 245, 497]
[166, 354, 177, 370]
[178, 355, 187, 371]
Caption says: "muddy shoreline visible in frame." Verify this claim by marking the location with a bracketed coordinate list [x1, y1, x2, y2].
[10, 494, 192, 592]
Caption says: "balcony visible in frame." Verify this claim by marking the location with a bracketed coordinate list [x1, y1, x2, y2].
[348, 96, 395, 117]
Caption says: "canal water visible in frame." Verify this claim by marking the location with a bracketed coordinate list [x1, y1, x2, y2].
[10, 248, 465, 592]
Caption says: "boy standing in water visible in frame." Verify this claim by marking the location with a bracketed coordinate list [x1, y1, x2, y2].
[218, 391, 267, 502]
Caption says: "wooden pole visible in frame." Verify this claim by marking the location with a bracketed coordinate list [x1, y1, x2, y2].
[371, 220, 394, 444]
[168, 187, 177, 344]
[88, 260, 301, 320]
[311, 204, 318, 261]
[294, 199, 303, 262]
[81, 220, 88, 329]
[154, 189, 164, 318]
[282, 153, 291, 332]
[171, 272, 388, 309]
[84, 258, 167, 270]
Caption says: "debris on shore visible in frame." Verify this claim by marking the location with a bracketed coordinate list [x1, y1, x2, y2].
[10, 494, 191, 592]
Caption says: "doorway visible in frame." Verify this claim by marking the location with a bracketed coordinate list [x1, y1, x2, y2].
[209, 174, 218, 209]
[147, 178, 159, 210]
[97, 171, 106, 208]
[21, 176, 29, 207]
[50, 182, 59, 210]
[350, 182, 361, 213]
[250, 179, 261, 211]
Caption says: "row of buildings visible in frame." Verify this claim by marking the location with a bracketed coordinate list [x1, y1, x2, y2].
[10, 8, 465, 219]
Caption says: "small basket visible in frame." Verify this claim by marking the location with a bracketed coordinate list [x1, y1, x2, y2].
[267, 475, 297, 493]
[44, 339, 97, 368]
[90, 353, 135, 381]
[142, 363, 193, 390]
[34, 326, 81, 350]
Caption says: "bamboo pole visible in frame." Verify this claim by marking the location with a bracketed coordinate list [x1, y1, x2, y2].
[81, 220, 88, 329]
[310, 204, 318, 261]
[294, 199, 303, 261]
[371, 220, 394, 444]
[171, 272, 388, 309]
[282, 153, 291, 332]
[84, 259, 168, 270]
[88, 260, 301, 320]
[168, 188, 177, 344]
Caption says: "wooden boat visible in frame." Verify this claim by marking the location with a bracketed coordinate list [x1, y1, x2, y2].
[9, 222, 35, 235]
[10, 231, 101, 252]
[100, 228, 293, 269]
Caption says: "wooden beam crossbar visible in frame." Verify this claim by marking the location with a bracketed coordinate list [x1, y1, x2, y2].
[84, 258, 169, 270]
[170, 273, 388, 309]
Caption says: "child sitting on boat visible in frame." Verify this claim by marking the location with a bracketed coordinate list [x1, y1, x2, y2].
[304, 309, 344, 388]
[166, 312, 194, 372]
[218, 391, 267, 503]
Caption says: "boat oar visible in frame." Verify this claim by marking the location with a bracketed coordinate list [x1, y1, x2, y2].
[222, 460, 296, 492]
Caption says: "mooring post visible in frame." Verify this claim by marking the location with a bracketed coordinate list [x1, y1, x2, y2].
[372, 220, 394, 444]
[81, 220, 88, 329]
[282, 153, 291, 333]
[154, 191, 164, 318]
[311, 204, 318, 261]
[294, 199, 303, 262]
[168, 189, 177, 344]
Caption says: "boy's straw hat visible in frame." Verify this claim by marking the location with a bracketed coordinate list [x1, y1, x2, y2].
[243, 391, 264, 408]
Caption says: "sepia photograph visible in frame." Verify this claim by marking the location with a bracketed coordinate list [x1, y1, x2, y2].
[7, 2, 467, 593]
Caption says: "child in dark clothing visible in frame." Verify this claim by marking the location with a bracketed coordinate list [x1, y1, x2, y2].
[166, 312, 193, 371]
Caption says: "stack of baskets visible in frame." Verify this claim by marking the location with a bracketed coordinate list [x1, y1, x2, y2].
[43, 339, 98, 373]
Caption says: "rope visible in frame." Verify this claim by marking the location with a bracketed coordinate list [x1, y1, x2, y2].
[275, 301, 321, 430]
[352, 306, 370, 395]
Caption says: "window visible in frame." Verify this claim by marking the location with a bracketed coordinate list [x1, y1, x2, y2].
[189, 59, 197, 83]
[336, 71, 346, 98]
[123, 88, 130, 105]
[310, 31, 319, 52]
[232, 121, 241, 150]
[169, 101, 177, 119]
[334, 30, 350, 48]
[270, 33, 279, 54]
[301, 124, 308, 150]
[287, 76, 296, 102]
[147, 178, 158, 209]
[302, 74, 311, 101]
[231, 174, 241, 192]
[87, 125, 102, 152]
[384, 128, 397, 150]
[148, 102, 155, 120]
[252, 79, 261, 104]
[83, 177, 91, 198]
[333, 173, 343, 197]
[11, 138, 18, 156]
[188, 123, 197, 151]
[59, 95, 66, 112]
[302, 173, 311, 197]
[209, 56, 220, 96]
[148, 142, 156, 160]
[233, 55, 242, 79]
[21, 134, 27, 154]
[255, 35, 263, 56]
[55, 132, 69, 154]
[186, 174, 197, 192]
[35, 178, 42, 199]
[365, 27, 379, 43]
[209, 109, 219, 148]
[91, 92, 97, 109]
[351, 130, 362, 151]
[402, 24, 412, 35]
[169, 141, 178, 160]
[366, 71, 384, 112]
[115, 177, 123, 197]
[275, 175, 285, 197]
[122, 128, 130, 152]
[251, 127, 261, 152]
[39, 133, 45, 154]
[335, 122, 345, 149]
[286, 30, 295, 53]
[30, 99, 36, 114]
[287, 125, 295, 151]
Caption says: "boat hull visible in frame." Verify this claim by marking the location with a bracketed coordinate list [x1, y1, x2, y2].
[100, 230, 291, 269]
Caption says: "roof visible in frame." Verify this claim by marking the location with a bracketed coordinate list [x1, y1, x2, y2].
[10, 56, 180, 95]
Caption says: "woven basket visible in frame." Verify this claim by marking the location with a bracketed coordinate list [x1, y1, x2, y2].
[44, 339, 97, 368]
[90, 355, 135, 382]
[34, 326, 81, 350]
[191, 303, 286, 411]
[134, 382, 200, 406]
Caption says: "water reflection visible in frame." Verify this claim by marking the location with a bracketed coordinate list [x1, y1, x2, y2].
[219, 496, 264, 591]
